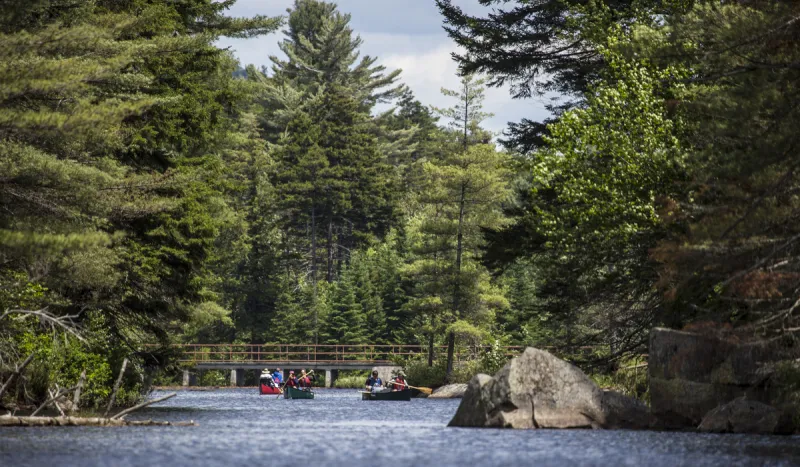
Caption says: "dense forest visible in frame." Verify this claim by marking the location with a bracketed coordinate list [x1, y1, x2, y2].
[2, 0, 799, 406]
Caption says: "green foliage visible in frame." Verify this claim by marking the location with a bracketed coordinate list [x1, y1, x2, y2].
[0, 0, 281, 407]
[199, 370, 227, 387]
[479, 339, 510, 376]
[532, 39, 685, 257]
[403, 357, 449, 388]
[405, 130, 512, 377]
[8, 312, 138, 409]
[332, 373, 368, 389]
[402, 353, 506, 388]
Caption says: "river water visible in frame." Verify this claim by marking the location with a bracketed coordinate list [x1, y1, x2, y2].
[1, 389, 799, 466]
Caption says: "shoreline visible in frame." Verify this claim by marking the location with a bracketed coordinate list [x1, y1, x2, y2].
[151, 386, 345, 391]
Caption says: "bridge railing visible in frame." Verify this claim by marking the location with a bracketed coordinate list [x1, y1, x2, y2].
[164, 344, 526, 365]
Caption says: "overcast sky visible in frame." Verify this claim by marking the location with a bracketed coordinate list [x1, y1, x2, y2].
[217, 0, 553, 137]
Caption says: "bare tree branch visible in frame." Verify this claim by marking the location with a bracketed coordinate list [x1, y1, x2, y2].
[1, 308, 85, 342]
[104, 359, 128, 417]
[0, 353, 35, 401]
[31, 385, 78, 416]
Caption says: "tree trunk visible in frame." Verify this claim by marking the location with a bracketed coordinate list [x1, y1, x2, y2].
[72, 369, 86, 415]
[427, 332, 434, 367]
[311, 206, 318, 344]
[446, 183, 466, 382]
[326, 217, 334, 283]
[445, 331, 455, 383]
[463, 80, 469, 150]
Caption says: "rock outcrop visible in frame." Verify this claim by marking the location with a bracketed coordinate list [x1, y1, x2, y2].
[648, 327, 794, 428]
[698, 398, 795, 435]
[429, 384, 468, 399]
[448, 347, 652, 429]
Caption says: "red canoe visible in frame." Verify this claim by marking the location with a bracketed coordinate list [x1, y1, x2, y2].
[260, 383, 281, 395]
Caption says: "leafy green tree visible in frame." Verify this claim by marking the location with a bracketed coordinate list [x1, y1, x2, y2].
[485, 37, 685, 356]
[271, 0, 403, 107]
[435, 0, 685, 153]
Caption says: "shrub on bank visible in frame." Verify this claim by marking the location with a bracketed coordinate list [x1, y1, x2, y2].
[403, 344, 512, 388]
[333, 371, 369, 388]
[4, 312, 143, 410]
[589, 354, 649, 403]
[333, 375, 363, 388]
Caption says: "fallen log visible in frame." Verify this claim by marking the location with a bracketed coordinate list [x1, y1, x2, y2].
[0, 415, 196, 427]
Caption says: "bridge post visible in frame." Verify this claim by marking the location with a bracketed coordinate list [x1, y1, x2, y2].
[183, 369, 190, 387]
[230, 368, 244, 387]
[324, 369, 339, 388]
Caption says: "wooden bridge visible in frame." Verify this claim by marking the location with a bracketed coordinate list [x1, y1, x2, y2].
[170, 343, 524, 387]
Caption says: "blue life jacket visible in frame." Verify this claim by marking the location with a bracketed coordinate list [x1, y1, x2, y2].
[272, 372, 282, 383]
[366, 376, 382, 388]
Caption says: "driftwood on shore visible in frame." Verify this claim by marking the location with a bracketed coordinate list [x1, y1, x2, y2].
[0, 415, 195, 427]
[1, 350, 189, 428]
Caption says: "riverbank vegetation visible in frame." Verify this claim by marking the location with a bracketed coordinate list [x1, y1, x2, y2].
[3, 0, 800, 408]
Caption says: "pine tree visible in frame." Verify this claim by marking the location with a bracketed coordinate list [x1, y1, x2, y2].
[324, 264, 367, 344]
[0, 1, 281, 342]
[271, 0, 403, 108]
[433, 75, 495, 150]
[271, 85, 398, 278]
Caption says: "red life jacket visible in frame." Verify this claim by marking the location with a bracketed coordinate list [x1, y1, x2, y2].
[286, 377, 297, 387]
[394, 377, 406, 390]
[301, 376, 311, 387]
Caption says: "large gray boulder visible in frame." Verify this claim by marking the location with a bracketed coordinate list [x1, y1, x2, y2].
[448, 347, 653, 429]
[649, 328, 795, 427]
[698, 398, 795, 435]
[429, 384, 468, 399]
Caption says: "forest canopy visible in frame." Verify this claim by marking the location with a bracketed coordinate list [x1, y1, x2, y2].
[2, 0, 800, 404]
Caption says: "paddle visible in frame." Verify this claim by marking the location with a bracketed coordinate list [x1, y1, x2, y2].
[388, 380, 432, 395]
[276, 370, 314, 399]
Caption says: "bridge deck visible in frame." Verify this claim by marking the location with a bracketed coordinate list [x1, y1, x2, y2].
[156, 343, 524, 368]
[194, 361, 393, 371]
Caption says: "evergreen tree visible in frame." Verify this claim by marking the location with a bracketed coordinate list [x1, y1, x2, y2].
[0, 0, 282, 402]
[324, 264, 367, 344]
[271, 0, 403, 108]
[0, 2, 279, 342]
[433, 75, 495, 150]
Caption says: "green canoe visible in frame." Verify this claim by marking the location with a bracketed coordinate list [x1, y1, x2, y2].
[361, 389, 412, 401]
[284, 386, 315, 399]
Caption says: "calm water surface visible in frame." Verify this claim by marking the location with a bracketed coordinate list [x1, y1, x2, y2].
[1, 388, 799, 466]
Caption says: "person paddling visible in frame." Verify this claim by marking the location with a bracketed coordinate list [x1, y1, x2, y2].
[365, 370, 383, 393]
[298, 370, 312, 389]
[285, 370, 298, 388]
[391, 371, 408, 391]
[261, 369, 275, 387]
[272, 368, 283, 385]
